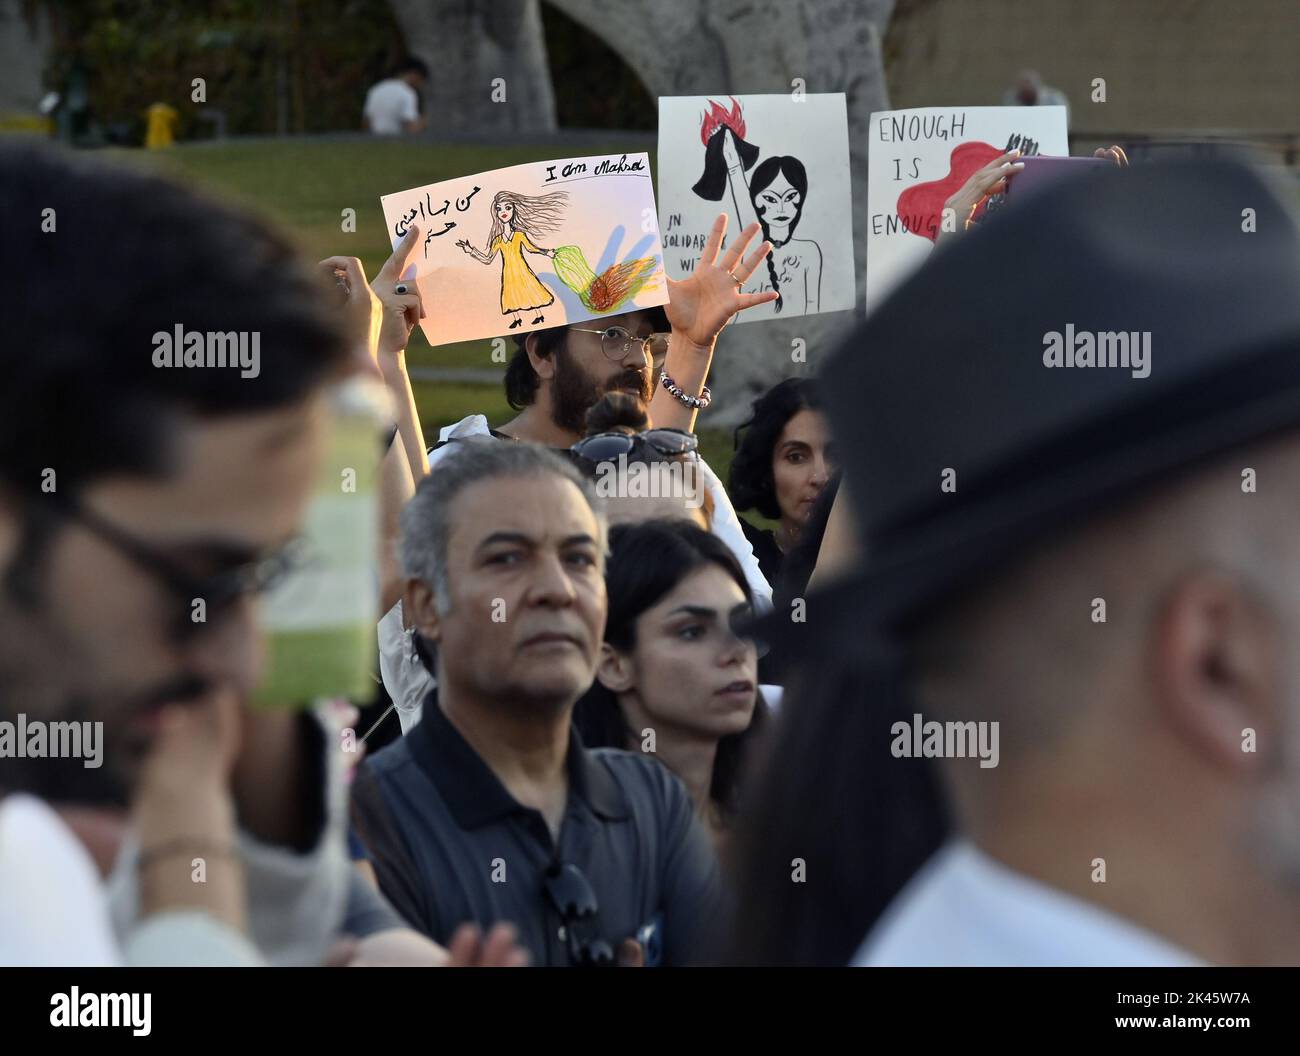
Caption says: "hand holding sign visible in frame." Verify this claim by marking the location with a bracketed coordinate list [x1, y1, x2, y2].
[664, 213, 777, 351]
[370, 225, 426, 369]
[938, 149, 1025, 241]
[866, 106, 1069, 308]
[1092, 144, 1130, 166]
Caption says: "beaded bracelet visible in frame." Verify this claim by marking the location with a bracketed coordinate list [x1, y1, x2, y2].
[659, 370, 712, 410]
[139, 837, 239, 870]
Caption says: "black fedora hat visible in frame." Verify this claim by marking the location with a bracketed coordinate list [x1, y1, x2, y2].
[760, 157, 1300, 651]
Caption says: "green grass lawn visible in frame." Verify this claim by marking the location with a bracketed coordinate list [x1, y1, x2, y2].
[113, 137, 744, 482]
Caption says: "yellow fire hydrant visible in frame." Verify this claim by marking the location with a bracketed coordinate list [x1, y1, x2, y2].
[144, 102, 178, 149]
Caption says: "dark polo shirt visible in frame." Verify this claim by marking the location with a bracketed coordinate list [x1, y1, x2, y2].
[349, 694, 724, 966]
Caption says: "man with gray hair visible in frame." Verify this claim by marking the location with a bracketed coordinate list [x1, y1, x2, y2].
[351, 442, 724, 965]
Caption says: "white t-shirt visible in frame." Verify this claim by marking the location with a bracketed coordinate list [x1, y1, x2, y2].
[853, 840, 1204, 967]
[0, 793, 261, 967]
[363, 78, 419, 135]
[0, 794, 121, 966]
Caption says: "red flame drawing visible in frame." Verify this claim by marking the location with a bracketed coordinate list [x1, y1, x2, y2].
[699, 97, 746, 146]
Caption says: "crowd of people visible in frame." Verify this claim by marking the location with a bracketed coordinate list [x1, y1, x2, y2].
[3, 122, 1299, 969]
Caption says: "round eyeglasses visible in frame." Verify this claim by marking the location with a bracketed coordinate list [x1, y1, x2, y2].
[44, 493, 315, 642]
[569, 325, 670, 365]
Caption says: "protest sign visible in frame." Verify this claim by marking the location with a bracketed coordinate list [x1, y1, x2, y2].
[658, 93, 856, 323]
[865, 105, 1069, 309]
[380, 153, 669, 346]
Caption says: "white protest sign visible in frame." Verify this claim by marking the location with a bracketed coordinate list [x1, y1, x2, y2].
[658, 93, 856, 323]
[380, 153, 669, 346]
[865, 106, 1069, 310]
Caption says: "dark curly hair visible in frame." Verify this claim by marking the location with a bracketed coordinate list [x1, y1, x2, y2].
[503, 329, 566, 410]
[729, 377, 821, 520]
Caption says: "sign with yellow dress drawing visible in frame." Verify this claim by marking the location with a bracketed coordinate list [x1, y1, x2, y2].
[379, 152, 669, 346]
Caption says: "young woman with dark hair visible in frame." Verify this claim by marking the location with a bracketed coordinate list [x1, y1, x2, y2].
[729, 377, 835, 587]
[573, 519, 768, 852]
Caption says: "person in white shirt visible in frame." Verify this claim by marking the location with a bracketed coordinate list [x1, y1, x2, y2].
[362, 58, 428, 135]
[0, 144, 518, 968]
[0, 143, 353, 966]
[850, 432, 1300, 966]
[1001, 68, 1070, 125]
[854, 842, 1203, 967]
[730, 158, 1300, 968]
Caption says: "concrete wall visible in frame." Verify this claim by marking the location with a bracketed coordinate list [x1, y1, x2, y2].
[884, 0, 1299, 135]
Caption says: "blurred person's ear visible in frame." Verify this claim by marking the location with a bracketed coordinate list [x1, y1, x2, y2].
[595, 642, 634, 694]
[525, 333, 558, 382]
[404, 577, 443, 645]
[1151, 571, 1278, 775]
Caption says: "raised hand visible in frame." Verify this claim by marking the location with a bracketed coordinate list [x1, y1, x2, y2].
[369, 226, 426, 373]
[664, 213, 778, 350]
[941, 149, 1024, 239]
[318, 251, 384, 374]
[134, 685, 246, 930]
[1093, 144, 1130, 166]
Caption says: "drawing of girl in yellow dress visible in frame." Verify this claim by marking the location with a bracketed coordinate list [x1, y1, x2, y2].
[456, 190, 568, 329]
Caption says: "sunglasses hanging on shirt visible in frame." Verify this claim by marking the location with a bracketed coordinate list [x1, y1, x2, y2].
[569, 428, 699, 468]
[542, 860, 615, 967]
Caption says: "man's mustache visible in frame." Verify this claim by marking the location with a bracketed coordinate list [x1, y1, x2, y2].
[607, 368, 649, 393]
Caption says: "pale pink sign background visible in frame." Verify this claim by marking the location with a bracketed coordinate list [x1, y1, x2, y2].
[379, 152, 669, 347]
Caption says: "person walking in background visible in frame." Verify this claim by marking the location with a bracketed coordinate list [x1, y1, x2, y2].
[1001, 68, 1070, 124]
[363, 57, 428, 135]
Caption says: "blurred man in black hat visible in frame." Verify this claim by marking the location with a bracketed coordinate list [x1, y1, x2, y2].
[734, 157, 1300, 966]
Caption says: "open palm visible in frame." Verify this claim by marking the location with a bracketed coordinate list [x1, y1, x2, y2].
[665, 213, 777, 347]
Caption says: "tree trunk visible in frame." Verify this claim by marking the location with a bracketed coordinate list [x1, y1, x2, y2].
[548, 0, 895, 426]
[0, 0, 50, 119]
[387, 0, 557, 134]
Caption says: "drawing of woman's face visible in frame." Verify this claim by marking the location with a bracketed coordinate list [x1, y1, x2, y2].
[497, 199, 515, 224]
[754, 174, 802, 238]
